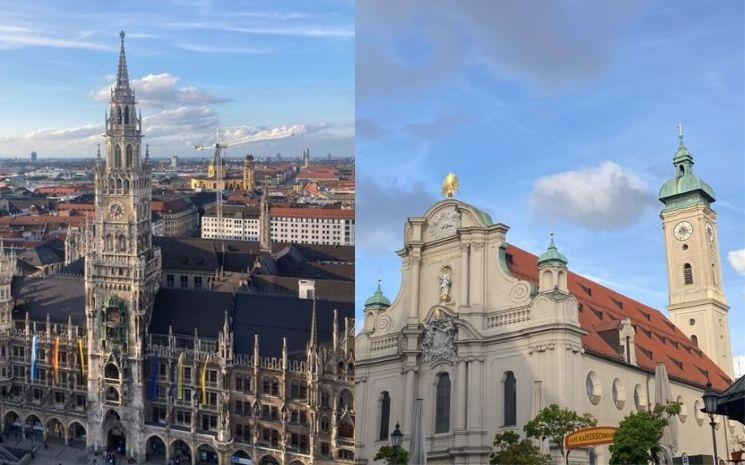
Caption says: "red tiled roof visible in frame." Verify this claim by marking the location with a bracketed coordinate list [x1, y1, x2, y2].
[505, 244, 732, 392]
[270, 207, 354, 220]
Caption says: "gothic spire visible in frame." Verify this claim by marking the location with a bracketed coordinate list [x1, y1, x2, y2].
[116, 31, 130, 90]
[308, 297, 318, 353]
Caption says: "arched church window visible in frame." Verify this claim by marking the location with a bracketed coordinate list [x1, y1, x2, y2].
[504, 371, 517, 426]
[126, 145, 133, 168]
[114, 145, 122, 168]
[105, 234, 113, 251]
[379, 391, 391, 440]
[435, 373, 451, 433]
[683, 263, 693, 285]
[117, 235, 126, 252]
[124, 106, 129, 125]
[117, 107, 122, 124]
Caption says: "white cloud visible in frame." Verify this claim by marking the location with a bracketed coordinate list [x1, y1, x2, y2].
[92, 73, 231, 107]
[529, 161, 655, 230]
[728, 249, 745, 276]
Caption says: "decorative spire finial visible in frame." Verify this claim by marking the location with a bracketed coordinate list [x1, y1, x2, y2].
[116, 30, 130, 92]
[441, 172, 459, 198]
[677, 123, 684, 146]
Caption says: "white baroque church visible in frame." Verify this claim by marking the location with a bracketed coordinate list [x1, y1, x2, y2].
[355, 136, 743, 464]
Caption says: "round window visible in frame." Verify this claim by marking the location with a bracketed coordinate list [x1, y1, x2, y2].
[689, 318, 696, 326]
[586, 372, 601, 405]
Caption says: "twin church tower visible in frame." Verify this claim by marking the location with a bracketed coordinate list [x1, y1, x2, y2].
[660, 130, 733, 377]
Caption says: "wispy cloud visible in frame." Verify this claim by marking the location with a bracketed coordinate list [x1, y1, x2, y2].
[0, 26, 115, 51]
[164, 21, 353, 38]
[173, 43, 273, 55]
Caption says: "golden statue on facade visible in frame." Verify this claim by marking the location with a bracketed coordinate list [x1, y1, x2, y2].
[441, 173, 459, 198]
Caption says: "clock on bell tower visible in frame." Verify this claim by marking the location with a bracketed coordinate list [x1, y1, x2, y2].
[659, 129, 733, 377]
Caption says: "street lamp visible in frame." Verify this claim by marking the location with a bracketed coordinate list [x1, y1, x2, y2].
[701, 381, 720, 465]
[391, 422, 403, 465]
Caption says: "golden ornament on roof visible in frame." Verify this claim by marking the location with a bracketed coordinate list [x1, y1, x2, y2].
[441, 173, 459, 198]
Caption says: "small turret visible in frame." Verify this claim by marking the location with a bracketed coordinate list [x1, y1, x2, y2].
[537, 233, 568, 294]
[364, 280, 391, 312]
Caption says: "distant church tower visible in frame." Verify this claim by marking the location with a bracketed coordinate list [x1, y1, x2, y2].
[84, 31, 162, 459]
[243, 153, 255, 191]
[659, 129, 732, 376]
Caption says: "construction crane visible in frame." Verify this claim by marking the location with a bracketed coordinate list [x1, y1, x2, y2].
[194, 128, 296, 239]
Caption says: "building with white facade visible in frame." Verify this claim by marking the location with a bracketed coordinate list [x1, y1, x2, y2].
[201, 204, 355, 246]
[355, 135, 743, 465]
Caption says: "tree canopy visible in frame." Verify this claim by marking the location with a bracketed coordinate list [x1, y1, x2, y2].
[524, 403, 597, 465]
[490, 430, 551, 465]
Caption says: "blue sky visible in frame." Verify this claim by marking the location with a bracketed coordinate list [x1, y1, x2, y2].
[0, 0, 353, 158]
[355, 1, 745, 356]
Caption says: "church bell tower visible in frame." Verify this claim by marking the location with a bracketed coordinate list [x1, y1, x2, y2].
[84, 31, 162, 459]
[659, 129, 732, 376]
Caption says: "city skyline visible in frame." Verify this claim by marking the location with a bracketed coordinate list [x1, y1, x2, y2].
[356, 1, 745, 355]
[0, 0, 354, 158]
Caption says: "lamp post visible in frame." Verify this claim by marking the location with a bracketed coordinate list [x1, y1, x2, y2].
[391, 422, 403, 465]
[701, 381, 720, 465]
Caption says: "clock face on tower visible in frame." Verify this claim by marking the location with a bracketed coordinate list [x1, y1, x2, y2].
[109, 202, 124, 220]
[673, 221, 693, 241]
[705, 222, 715, 242]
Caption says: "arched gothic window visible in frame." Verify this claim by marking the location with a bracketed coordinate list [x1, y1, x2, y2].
[116, 107, 122, 124]
[114, 145, 121, 168]
[124, 106, 129, 125]
[117, 235, 126, 252]
[125, 145, 133, 168]
[504, 371, 517, 426]
[435, 373, 451, 433]
[683, 263, 693, 285]
[379, 391, 391, 440]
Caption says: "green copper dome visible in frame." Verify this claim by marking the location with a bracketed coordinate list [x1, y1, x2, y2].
[659, 133, 716, 211]
[364, 281, 391, 309]
[537, 235, 568, 266]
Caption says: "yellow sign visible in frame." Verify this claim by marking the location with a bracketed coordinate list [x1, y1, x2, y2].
[564, 427, 617, 450]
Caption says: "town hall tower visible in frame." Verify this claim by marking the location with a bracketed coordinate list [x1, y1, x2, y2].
[84, 31, 162, 460]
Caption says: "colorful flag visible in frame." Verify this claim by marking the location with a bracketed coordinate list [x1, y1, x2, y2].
[200, 357, 208, 405]
[176, 352, 185, 401]
[52, 338, 59, 384]
[149, 354, 159, 401]
[30, 335, 37, 381]
[77, 339, 86, 376]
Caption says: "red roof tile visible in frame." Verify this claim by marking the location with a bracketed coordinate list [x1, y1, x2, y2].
[505, 244, 731, 392]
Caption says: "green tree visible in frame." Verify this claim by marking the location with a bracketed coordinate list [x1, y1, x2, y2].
[524, 403, 597, 465]
[374, 445, 409, 465]
[609, 402, 681, 465]
[490, 430, 552, 465]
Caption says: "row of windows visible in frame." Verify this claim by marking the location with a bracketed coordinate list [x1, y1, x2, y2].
[378, 371, 517, 439]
